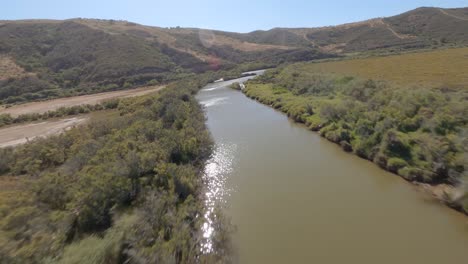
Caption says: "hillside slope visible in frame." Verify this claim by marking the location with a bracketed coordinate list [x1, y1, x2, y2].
[0, 19, 326, 104]
[257, 7, 468, 53]
[0, 6, 466, 104]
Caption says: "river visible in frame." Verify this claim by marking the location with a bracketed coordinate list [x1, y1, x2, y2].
[196, 72, 468, 264]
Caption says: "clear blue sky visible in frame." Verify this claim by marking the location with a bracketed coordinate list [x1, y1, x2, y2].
[3, 0, 468, 32]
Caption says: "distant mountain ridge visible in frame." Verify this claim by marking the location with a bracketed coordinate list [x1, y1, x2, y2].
[235, 7, 468, 53]
[0, 6, 467, 104]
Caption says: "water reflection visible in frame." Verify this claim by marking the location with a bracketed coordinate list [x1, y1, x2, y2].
[201, 142, 237, 253]
[199, 71, 265, 255]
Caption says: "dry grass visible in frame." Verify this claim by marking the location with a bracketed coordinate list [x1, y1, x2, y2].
[0, 56, 33, 81]
[439, 8, 468, 21]
[300, 47, 468, 88]
[0, 176, 32, 212]
[75, 18, 292, 63]
[213, 35, 293, 51]
[74, 19, 214, 61]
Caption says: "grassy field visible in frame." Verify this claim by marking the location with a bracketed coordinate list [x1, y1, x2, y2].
[295, 47, 468, 89]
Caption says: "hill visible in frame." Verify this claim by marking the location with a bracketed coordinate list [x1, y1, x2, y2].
[229, 7, 468, 53]
[0, 19, 327, 104]
[0, 6, 467, 104]
[265, 7, 468, 53]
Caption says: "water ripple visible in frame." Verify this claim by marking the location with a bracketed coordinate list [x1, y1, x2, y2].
[201, 142, 236, 254]
[200, 97, 228, 107]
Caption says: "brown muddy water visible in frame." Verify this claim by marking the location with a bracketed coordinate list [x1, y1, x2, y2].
[196, 72, 468, 264]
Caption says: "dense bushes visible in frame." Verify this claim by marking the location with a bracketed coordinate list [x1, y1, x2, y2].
[0, 78, 232, 263]
[0, 76, 59, 104]
[245, 68, 467, 193]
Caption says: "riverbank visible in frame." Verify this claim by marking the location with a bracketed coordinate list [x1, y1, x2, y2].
[243, 70, 467, 215]
[196, 74, 468, 263]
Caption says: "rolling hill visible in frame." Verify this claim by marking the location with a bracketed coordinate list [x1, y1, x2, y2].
[250, 7, 468, 53]
[0, 6, 467, 104]
[0, 19, 327, 104]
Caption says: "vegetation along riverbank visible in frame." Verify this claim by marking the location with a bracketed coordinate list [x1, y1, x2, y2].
[244, 47, 468, 214]
[0, 76, 235, 263]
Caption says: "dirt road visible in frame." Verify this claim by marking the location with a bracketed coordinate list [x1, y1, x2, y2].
[0, 85, 164, 117]
[0, 117, 88, 148]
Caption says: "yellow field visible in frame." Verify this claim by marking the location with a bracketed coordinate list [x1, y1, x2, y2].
[302, 47, 468, 89]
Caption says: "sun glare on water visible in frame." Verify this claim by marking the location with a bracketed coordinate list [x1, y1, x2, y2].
[201, 143, 237, 254]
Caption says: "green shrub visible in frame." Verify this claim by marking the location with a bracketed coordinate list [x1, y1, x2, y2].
[57, 232, 123, 264]
[354, 139, 370, 159]
[387, 157, 408, 173]
[340, 141, 353, 152]
[0, 148, 13, 174]
[0, 114, 13, 127]
[102, 99, 120, 109]
[374, 153, 388, 169]
[397, 167, 423, 181]
[382, 130, 412, 160]
[228, 82, 242, 90]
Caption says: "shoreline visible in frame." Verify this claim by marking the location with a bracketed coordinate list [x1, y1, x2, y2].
[242, 89, 467, 216]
